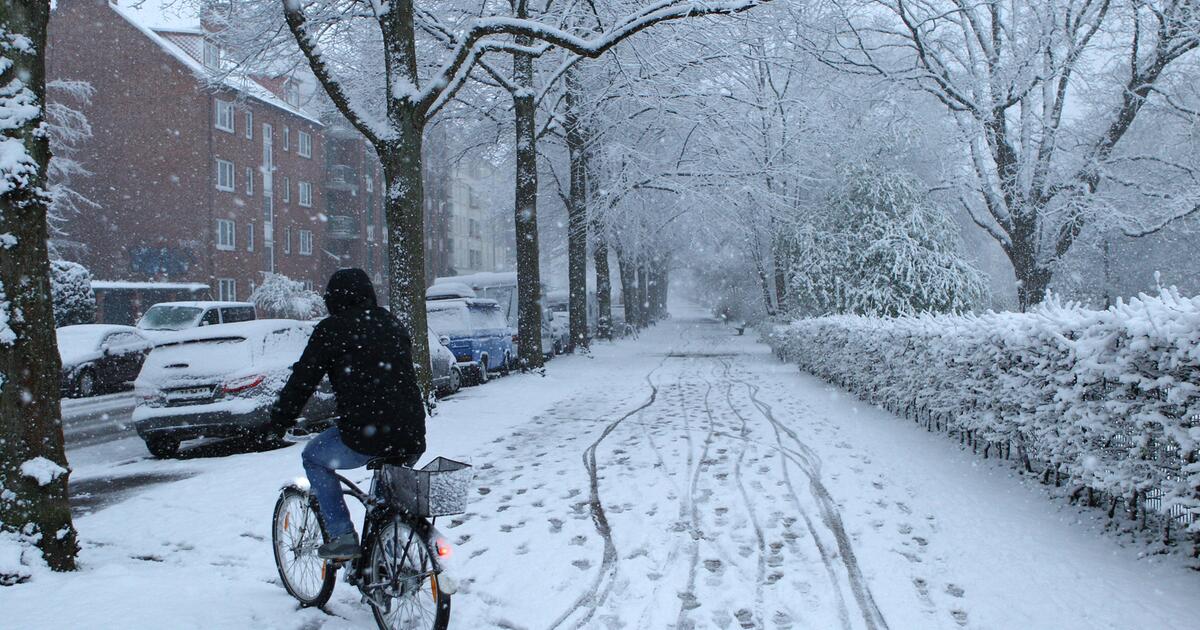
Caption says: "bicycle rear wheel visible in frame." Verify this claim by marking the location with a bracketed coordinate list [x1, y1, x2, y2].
[272, 487, 337, 607]
[365, 516, 451, 630]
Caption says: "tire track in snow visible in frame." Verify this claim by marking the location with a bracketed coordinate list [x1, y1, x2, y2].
[676, 369, 716, 629]
[545, 355, 669, 630]
[739, 376, 890, 630]
[718, 358, 768, 629]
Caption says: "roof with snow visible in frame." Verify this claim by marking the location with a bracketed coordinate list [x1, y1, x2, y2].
[108, 1, 322, 125]
[426, 283, 477, 300]
[92, 280, 211, 291]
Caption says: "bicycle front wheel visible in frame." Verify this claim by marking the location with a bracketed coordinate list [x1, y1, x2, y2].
[365, 516, 451, 630]
[272, 487, 337, 607]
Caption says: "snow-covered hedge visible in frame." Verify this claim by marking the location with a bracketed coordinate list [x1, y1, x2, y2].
[50, 260, 95, 327]
[250, 273, 325, 320]
[765, 289, 1200, 535]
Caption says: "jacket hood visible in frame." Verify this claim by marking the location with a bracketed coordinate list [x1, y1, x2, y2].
[324, 268, 377, 315]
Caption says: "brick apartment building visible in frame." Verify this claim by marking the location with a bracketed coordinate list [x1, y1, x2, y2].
[47, 0, 467, 323]
[47, 0, 341, 321]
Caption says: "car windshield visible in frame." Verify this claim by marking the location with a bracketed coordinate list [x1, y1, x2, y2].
[469, 306, 505, 330]
[427, 305, 472, 337]
[138, 306, 203, 330]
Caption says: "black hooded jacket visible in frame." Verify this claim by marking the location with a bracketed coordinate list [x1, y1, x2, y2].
[271, 268, 426, 456]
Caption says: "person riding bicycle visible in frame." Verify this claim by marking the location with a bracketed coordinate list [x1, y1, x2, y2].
[269, 268, 426, 560]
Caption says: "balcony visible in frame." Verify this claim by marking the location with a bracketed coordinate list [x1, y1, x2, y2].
[327, 215, 358, 240]
[325, 164, 358, 192]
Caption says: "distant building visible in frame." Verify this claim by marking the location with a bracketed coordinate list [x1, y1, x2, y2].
[445, 158, 513, 274]
[48, 0, 334, 320]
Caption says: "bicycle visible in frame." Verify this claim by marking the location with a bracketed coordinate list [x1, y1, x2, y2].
[272, 453, 472, 630]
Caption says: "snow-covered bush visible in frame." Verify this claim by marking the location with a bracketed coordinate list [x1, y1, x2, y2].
[786, 163, 989, 317]
[50, 260, 95, 327]
[250, 273, 325, 320]
[765, 289, 1200, 536]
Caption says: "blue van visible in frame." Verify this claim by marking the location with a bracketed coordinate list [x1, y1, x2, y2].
[425, 297, 514, 384]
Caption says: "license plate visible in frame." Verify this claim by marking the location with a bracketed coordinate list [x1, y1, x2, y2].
[168, 386, 212, 401]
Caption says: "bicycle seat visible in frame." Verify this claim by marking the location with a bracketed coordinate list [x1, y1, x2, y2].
[366, 455, 419, 470]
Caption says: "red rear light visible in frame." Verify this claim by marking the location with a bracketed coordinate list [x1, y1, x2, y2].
[436, 538, 452, 558]
[223, 374, 265, 394]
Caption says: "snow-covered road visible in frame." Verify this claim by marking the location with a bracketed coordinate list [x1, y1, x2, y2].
[6, 307, 1200, 629]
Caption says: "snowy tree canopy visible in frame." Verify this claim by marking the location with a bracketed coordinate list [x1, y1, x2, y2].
[49, 260, 95, 327]
[787, 163, 990, 318]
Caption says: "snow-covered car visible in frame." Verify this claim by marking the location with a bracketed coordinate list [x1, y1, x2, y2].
[132, 319, 335, 458]
[426, 298, 514, 384]
[428, 329, 462, 397]
[548, 307, 570, 353]
[56, 324, 153, 397]
[135, 301, 256, 337]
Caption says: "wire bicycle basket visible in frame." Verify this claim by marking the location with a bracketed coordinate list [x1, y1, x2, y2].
[380, 457, 473, 517]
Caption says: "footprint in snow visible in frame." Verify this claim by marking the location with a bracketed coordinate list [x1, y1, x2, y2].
[951, 610, 969, 626]
[548, 518, 563, 533]
[571, 559, 591, 570]
[945, 583, 965, 598]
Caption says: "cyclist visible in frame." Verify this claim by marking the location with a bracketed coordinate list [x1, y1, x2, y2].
[269, 268, 426, 560]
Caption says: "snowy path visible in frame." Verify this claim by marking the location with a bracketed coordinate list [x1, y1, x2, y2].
[5, 307, 1200, 629]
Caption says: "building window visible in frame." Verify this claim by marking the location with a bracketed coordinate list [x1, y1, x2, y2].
[468, 218, 481, 238]
[216, 218, 236, 251]
[365, 175, 373, 193]
[469, 249, 482, 269]
[282, 176, 291, 202]
[245, 167, 254, 195]
[284, 80, 300, 108]
[203, 40, 222, 69]
[298, 229, 313, 255]
[298, 181, 312, 207]
[246, 223, 255, 252]
[282, 127, 290, 151]
[303, 280, 314, 291]
[367, 247, 375, 273]
[283, 226, 291, 254]
[298, 131, 312, 158]
[366, 224, 376, 242]
[217, 278, 236, 301]
[244, 111, 253, 139]
[215, 159, 235, 191]
[214, 99, 234, 132]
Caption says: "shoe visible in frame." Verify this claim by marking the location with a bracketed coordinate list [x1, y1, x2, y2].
[317, 532, 361, 560]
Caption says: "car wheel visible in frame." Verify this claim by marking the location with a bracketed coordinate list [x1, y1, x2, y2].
[448, 366, 462, 394]
[144, 435, 180, 459]
[477, 358, 489, 384]
[75, 367, 97, 398]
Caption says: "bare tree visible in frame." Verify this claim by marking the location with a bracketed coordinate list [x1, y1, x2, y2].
[815, 0, 1200, 308]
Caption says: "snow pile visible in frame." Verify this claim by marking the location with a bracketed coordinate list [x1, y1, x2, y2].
[766, 289, 1200, 538]
[0, 529, 46, 586]
[19, 457, 67, 487]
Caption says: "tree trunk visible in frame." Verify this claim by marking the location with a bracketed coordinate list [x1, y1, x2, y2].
[650, 256, 669, 318]
[772, 233, 788, 314]
[591, 202, 612, 340]
[616, 248, 639, 332]
[0, 1, 78, 573]
[381, 117, 431, 394]
[511, 44, 545, 368]
[636, 263, 650, 327]
[564, 67, 590, 351]
[1008, 218, 1051, 311]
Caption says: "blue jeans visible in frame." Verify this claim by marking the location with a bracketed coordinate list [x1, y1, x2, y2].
[302, 427, 373, 539]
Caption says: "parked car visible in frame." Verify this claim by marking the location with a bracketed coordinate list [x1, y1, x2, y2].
[428, 329, 462, 397]
[132, 319, 335, 458]
[136, 301, 256, 334]
[548, 307, 570, 353]
[56, 324, 153, 397]
[425, 298, 514, 385]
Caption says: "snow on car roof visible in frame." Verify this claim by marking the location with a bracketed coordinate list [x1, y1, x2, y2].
[426, 283, 477, 299]
[147, 301, 254, 309]
[155, 319, 309, 344]
[433, 271, 518, 289]
[426, 297, 499, 310]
